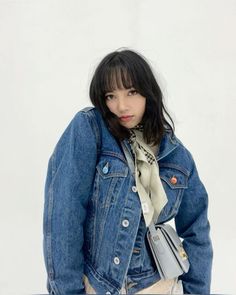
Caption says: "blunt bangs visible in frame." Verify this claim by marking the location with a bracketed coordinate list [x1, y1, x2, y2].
[102, 65, 133, 94]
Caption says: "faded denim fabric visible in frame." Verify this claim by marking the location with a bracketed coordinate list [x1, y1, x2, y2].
[43, 107, 213, 294]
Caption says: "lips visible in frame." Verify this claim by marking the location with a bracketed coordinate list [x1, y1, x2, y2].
[119, 115, 133, 122]
[120, 115, 133, 118]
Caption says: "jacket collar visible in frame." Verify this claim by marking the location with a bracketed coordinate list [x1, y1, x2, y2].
[122, 131, 179, 162]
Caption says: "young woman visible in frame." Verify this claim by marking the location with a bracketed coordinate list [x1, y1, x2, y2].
[43, 49, 213, 294]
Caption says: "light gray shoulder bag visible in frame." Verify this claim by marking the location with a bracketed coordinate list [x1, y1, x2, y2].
[120, 141, 190, 280]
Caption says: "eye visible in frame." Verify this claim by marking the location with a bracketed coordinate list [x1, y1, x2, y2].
[128, 89, 138, 96]
[105, 94, 114, 100]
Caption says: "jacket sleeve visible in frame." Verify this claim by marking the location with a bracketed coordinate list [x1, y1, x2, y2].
[175, 153, 213, 294]
[43, 111, 98, 294]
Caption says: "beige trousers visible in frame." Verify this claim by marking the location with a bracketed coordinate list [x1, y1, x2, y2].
[83, 275, 183, 294]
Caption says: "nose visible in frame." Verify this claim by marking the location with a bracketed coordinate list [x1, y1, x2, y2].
[117, 96, 128, 113]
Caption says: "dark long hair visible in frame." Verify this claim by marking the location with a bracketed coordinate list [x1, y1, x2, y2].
[89, 49, 175, 145]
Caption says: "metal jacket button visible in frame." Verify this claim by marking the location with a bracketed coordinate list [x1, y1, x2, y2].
[170, 176, 177, 184]
[122, 219, 129, 227]
[114, 257, 120, 264]
[132, 186, 137, 192]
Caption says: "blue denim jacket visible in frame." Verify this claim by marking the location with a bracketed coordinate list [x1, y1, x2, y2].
[43, 107, 213, 294]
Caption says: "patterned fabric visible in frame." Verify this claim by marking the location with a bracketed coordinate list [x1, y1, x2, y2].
[128, 128, 168, 227]
[129, 131, 156, 165]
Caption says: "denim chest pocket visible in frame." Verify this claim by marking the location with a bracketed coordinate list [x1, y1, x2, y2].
[157, 165, 189, 223]
[92, 155, 129, 208]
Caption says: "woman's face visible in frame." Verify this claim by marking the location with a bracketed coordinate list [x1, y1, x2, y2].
[105, 87, 146, 129]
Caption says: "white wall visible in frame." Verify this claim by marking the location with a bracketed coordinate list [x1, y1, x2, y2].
[0, 0, 235, 293]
